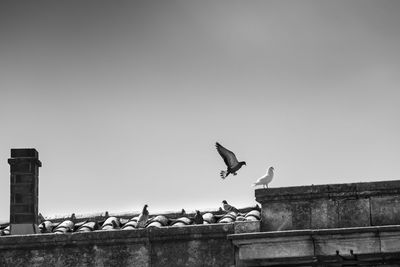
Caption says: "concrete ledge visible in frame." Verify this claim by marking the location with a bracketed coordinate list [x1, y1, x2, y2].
[0, 223, 239, 249]
[238, 235, 313, 260]
[148, 223, 234, 241]
[229, 225, 400, 266]
[0, 228, 149, 249]
[256, 180, 400, 202]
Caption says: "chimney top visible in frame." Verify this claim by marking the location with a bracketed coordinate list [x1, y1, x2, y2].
[10, 148, 39, 158]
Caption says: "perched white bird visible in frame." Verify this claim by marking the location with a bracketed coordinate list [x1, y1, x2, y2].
[253, 166, 274, 188]
[137, 204, 149, 228]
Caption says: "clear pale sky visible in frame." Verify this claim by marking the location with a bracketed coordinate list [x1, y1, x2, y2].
[1, 0, 400, 222]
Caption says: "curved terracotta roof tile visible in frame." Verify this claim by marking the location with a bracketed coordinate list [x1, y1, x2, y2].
[122, 216, 139, 230]
[39, 221, 54, 233]
[202, 213, 217, 224]
[218, 212, 237, 223]
[146, 215, 168, 228]
[53, 220, 74, 234]
[170, 217, 192, 227]
[0, 226, 10, 236]
[245, 210, 261, 221]
[0, 207, 261, 236]
[77, 221, 98, 232]
[101, 217, 120, 231]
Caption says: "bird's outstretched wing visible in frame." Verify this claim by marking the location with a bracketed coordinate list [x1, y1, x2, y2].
[216, 142, 239, 168]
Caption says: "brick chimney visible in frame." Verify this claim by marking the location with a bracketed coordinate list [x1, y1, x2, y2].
[8, 148, 41, 235]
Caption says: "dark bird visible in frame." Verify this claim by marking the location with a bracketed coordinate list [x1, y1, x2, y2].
[137, 204, 149, 228]
[111, 220, 119, 229]
[222, 200, 240, 213]
[194, 210, 204, 225]
[215, 142, 246, 179]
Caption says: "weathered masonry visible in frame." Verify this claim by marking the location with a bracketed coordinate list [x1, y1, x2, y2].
[2, 149, 400, 266]
[8, 149, 41, 235]
[231, 180, 400, 266]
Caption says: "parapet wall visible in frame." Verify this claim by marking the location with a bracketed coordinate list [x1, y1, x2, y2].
[0, 221, 259, 267]
[256, 180, 400, 231]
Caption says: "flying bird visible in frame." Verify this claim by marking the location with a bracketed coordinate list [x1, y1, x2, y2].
[215, 142, 246, 179]
[222, 200, 240, 213]
[253, 166, 274, 188]
[194, 210, 204, 225]
[137, 204, 149, 228]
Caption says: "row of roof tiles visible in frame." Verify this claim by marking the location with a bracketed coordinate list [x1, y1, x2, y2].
[0, 208, 260, 236]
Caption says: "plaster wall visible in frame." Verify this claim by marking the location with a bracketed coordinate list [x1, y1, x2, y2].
[0, 224, 238, 267]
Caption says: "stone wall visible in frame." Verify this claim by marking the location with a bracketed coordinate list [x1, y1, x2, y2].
[256, 180, 400, 231]
[0, 222, 258, 267]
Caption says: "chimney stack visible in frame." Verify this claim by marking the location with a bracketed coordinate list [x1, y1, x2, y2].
[8, 148, 41, 235]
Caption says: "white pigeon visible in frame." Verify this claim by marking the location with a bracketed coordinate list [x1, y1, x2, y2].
[252, 167, 274, 188]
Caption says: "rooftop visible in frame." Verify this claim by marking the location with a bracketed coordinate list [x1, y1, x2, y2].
[0, 206, 260, 236]
[3, 179, 400, 266]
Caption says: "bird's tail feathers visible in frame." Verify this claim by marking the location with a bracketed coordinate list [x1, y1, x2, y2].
[220, 170, 228, 179]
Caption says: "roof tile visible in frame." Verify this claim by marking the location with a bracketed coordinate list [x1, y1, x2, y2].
[1, 207, 260, 236]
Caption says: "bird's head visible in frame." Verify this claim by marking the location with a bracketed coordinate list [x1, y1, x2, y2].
[222, 200, 227, 204]
[143, 204, 148, 211]
[241, 161, 247, 166]
[269, 166, 274, 172]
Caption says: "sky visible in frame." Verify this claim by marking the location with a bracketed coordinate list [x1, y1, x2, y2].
[1, 0, 400, 222]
